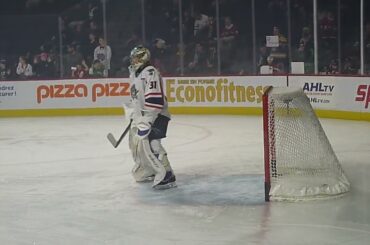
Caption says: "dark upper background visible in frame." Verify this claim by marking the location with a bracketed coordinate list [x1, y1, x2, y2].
[0, 0, 369, 80]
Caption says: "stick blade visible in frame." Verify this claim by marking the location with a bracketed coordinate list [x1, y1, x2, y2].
[107, 133, 118, 148]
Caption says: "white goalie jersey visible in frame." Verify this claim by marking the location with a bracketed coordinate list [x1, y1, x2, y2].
[129, 65, 170, 126]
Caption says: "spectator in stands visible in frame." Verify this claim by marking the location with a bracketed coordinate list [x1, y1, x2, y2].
[89, 59, 105, 78]
[71, 60, 89, 79]
[343, 57, 358, 74]
[173, 43, 188, 74]
[64, 44, 84, 78]
[271, 26, 288, 51]
[327, 59, 339, 74]
[220, 16, 239, 73]
[266, 55, 282, 74]
[151, 38, 170, 74]
[32, 54, 41, 78]
[16, 56, 33, 79]
[257, 45, 269, 70]
[93, 37, 112, 77]
[297, 27, 314, 63]
[318, 11, 337, 72]
[293, 40, 306, 62]
[193, 11, 210, 42]
[319, 11, 336, 40]
[47, 52, 59, 77]
[269, 26, 288, 72]
[33, 52, 56, 79]
[300, 27, 312, 48]
[81, 32, 98, 65]
[187, 42, 211, 74]
[0, 59, 11, 80]
[220, 17, 239, 44]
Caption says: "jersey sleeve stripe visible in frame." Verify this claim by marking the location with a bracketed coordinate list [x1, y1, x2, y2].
[145, 97, 164, 106]
[145, 92, 162, 98]
[145, 103, 163, 109]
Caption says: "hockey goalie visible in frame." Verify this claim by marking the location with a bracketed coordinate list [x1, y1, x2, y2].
[125, 45, 176, 190]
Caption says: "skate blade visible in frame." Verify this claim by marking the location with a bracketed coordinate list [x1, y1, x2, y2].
[153, 182, 177, 190]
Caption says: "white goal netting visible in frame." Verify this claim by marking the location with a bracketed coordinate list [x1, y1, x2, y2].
[263, 87, 350, 201]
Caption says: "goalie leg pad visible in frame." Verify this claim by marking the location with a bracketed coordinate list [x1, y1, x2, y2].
[149, 139, 176, 189]
[131, 161, 155, 182]
[129, 128, 176, 188]
[140, 138, 167, 186]
[149, 139, 173, 172]
[129, 127, 156, 182]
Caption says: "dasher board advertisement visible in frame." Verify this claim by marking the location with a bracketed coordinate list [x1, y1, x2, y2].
[0, 78, 131, 110]
[165, 76, 287, 107]
[289, 76, 370, 113]
[1, 76, 287, 110]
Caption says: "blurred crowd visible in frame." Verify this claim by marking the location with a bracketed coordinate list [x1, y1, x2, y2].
[1, 0, 370, 81]
[0, 0, 111, 80]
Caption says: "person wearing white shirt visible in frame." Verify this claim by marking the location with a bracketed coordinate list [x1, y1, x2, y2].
[93, 37, 112, 77]
[16, 56, 33, 79]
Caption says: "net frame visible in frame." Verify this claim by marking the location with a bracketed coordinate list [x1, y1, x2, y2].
[262, 86, 350, 201]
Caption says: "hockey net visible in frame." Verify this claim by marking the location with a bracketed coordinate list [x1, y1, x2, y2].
[262, 86, 350, 201]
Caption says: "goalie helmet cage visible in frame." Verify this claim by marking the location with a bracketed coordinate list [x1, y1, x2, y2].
[262, 86, 350, 202]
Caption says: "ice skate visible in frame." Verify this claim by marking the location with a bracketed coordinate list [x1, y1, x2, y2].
[153, 171, 177, 190]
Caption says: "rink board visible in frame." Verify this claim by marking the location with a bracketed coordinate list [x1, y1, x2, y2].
[0, 75, 369, 121]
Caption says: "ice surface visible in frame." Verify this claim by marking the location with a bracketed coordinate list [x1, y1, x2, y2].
[0, 115, 369, 245]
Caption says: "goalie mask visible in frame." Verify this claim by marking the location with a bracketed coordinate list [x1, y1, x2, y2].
[130, 45, 151, 71]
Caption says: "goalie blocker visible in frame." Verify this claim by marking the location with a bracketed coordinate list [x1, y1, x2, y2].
[262, 86, 350, 201]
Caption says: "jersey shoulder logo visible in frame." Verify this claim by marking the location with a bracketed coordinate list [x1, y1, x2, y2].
[147, 68, 155, 75]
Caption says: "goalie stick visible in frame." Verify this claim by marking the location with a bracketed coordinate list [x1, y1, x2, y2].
[107, 119, 132, 148]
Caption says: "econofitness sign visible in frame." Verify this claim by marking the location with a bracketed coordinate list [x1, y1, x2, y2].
[165, 76, 286, 106]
